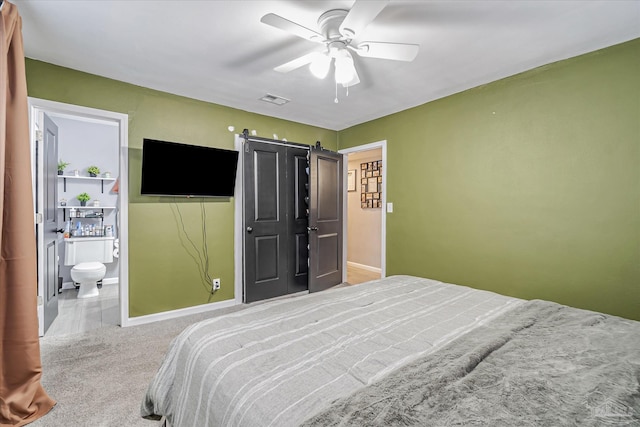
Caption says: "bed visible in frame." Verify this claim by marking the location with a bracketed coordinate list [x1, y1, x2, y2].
[141, 275, 640, 426]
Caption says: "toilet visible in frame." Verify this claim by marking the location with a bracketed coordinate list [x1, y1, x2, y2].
[64, 237, 114, 299]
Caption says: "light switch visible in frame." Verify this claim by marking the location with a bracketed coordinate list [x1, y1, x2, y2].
[387, 202, 393, 213]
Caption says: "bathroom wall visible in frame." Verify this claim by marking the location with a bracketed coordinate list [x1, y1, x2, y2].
[347, 149, 382, 270]
[55, 115, 120, 284]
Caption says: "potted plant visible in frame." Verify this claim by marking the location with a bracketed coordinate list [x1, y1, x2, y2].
[76, 192, 91, 206]
[58, 160, 70, 175]
[87, 165, 100, 177]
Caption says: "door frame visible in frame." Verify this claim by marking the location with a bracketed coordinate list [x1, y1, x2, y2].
[233, 135, 244, 304]
[338, 140, 387, 281]
[29, 98, 129, 334]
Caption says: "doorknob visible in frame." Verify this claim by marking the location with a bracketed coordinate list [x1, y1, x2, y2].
[246, 226, 253, 233]
[307, 226, 318, 232]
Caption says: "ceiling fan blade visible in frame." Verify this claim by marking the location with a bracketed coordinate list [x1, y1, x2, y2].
[339, 0, 389, 39]
[261, 13, 324, 43]
[353, 42, 419, 62]
[274, 52, 319, 73]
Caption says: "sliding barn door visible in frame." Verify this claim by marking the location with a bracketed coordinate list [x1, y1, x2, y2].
[287, 148, 310, 294]
[243, 140, 309, 302]
[308, 147, 344, 292]
[244, 141, 288, 302]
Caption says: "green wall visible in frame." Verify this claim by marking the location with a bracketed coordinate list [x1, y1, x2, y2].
[25, 60, 336, 317]
[338, 39, 640, 320]
[26, 38, 639, 321]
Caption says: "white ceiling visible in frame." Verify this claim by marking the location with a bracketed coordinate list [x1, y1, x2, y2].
[14, 0, 640, 131]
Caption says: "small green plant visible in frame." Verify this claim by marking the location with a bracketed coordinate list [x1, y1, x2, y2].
[76, 192, 91, 204]
[87, 165, 100, 177]
[58, 160, 70, 172]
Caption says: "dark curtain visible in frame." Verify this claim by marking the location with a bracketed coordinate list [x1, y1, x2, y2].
[0, 1, 56, 425]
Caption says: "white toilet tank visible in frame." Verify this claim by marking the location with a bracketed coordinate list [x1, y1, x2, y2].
[64, 237, 115, 265]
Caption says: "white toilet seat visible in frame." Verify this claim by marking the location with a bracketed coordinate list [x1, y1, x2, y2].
[72, 261, 106, 272]
[71, 262, 106, 299]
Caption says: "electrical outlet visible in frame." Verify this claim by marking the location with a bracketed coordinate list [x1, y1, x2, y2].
[213, 278, 221, 291]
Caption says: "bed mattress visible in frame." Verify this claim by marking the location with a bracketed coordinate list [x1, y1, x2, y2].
[141, 275, 523, 426]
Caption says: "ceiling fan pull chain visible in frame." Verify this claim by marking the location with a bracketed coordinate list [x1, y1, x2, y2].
[334, 81, 339, 104]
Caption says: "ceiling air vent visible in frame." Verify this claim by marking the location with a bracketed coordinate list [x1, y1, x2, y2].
[260, 93, 290, 106]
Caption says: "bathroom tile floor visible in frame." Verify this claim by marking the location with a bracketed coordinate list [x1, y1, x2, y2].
[45, 283, 119, 338]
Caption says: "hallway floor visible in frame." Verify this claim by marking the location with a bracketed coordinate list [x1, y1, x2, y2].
[346, 263, 381, 285]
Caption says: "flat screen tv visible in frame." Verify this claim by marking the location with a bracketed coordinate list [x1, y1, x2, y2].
[141, 138, 239, 197]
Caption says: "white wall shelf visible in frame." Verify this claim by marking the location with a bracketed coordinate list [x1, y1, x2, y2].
[57, 206, 115, 221]
[58, 175, 116, 180]
[58, 175, 116, 193]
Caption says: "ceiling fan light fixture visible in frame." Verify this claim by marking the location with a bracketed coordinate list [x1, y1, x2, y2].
[333, 49, 356, 85]
[334, 64, 355, 85]
[264, 1, 417, 100]
[309, 52, 331, 79]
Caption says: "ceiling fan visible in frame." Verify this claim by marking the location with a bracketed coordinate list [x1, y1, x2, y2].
[261, 0, 419, 93]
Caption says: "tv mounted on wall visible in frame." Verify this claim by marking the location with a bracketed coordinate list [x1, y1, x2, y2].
[141, 138, 239, 197]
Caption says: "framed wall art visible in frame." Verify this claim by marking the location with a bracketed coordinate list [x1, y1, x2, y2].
[347, 169, 357, 192]
[360, 160, 382, 209]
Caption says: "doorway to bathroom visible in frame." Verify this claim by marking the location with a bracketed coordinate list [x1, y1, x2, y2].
[29, 98, 129, 337]
[339, 141, 387, 285]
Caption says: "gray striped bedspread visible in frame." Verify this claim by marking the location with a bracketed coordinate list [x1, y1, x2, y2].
[301, 299, 640, 426]
[141, 275, 523, 426]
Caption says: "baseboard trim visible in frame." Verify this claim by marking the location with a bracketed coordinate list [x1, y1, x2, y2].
[122, 298, 240, 328]
[347, 261, 382, 273]
[61, 281, 75, 290]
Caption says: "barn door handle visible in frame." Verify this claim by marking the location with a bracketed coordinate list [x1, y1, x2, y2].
[246, 226, 253, 233]
[307, 226, 318, 232]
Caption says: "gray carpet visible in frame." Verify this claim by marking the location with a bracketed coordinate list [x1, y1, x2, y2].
[31, 304, 248, 427]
